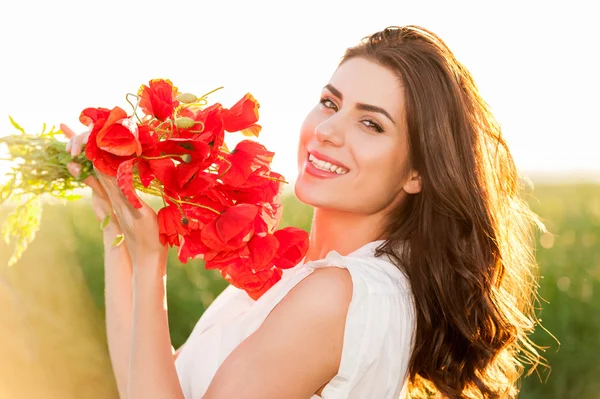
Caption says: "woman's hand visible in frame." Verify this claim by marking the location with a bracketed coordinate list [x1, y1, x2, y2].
[62, 123, 167, 271]
[62, 123, 119, 234]
[94, 168, 168, 272]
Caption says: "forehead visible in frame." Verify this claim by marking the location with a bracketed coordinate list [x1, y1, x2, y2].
[328, 57, 404, 117]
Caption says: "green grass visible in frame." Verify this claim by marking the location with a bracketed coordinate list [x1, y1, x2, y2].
[0, 184, 597, 398]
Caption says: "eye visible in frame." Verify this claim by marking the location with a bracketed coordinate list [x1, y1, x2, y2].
[362, 119, 384, 133]
[319, 97, 338, 111]
[319, 96, 385, 133]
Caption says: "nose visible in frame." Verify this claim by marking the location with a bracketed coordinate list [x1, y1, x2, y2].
[314, 115, 345, 147]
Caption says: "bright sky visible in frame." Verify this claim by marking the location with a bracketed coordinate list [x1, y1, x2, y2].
[0, 0, 598, 186]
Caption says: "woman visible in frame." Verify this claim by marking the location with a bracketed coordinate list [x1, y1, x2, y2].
[64, 25, 545, 399]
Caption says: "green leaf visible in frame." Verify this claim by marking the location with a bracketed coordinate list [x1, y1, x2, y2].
[8, 115, 25, 134]
[100, 215, 111, 230]
[111, 234, 125, 247]
[0, 181, 14, 204]
[1, 196, 42, 266]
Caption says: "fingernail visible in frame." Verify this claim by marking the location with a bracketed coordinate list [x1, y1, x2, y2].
[67, 162, 82, 177]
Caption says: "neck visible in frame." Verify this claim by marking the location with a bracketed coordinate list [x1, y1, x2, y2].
[303, 207, 386, 263]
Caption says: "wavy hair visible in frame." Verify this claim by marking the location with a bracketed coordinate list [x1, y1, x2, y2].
[341, 26, 546, 398]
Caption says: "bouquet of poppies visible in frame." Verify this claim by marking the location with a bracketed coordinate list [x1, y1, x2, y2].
[0, 79, 309, 300]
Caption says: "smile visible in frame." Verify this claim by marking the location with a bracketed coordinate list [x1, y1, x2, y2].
[308, 153, 349, 175]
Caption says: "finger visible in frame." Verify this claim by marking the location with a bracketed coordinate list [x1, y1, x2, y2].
[60, 123, 77, 139]
[94, 168, 122, 200]
[83, 175, 110, 200]
[69, 163, 109, 200]
[95, 168, 143, 215]
[71, 137, 83, 157]
[91, 195, 114, 221]
[67, 161, 82, 178]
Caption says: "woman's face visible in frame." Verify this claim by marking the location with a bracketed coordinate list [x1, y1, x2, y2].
[295, 57, 419, 215]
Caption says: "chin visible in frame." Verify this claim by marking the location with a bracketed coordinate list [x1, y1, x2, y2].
[293, 178, 311, 205]
[294, 177, 321, 207]
[294, 179, 336, 211]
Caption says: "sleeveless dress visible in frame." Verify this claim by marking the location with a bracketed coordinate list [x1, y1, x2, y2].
[175, 240, 416, 398]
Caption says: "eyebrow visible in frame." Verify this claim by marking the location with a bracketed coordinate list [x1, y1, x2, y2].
[324, 84, 396, 125]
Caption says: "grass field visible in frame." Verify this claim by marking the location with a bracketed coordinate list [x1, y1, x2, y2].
[0, 183, 598, 398]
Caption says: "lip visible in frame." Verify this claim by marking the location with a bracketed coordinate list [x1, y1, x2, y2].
[308, 150, 350, 171]
[303, 150, 349, 179]
[304, 158, 347, 179]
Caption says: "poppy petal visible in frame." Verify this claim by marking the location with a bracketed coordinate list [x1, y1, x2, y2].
[273, 227, 309, 269]
[221, 93, 260, 133]
[116, 158, 142, 209]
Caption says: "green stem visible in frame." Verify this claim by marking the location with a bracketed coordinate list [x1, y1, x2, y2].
[217, 156, 231, 179]
[199, 86, 224, 100]
[164, 193, 221, 215]
[126, 93, 143, 124]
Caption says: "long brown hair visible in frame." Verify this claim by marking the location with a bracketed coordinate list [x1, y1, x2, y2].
[341, 26, 546, 398]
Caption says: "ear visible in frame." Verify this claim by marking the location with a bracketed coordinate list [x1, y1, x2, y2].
[402, 170, 422, 194]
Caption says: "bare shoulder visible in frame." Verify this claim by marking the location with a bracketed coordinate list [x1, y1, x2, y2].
[282, 266, 354, 314]
[256, 265, 355, 368]
[203, 266, 353, 398]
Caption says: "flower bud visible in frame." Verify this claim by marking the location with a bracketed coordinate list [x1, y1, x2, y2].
[176, 93, 198, 104]
[175, 117, 196, 129]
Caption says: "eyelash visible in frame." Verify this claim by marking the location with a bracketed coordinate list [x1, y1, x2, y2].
[319, 97, 385, 133]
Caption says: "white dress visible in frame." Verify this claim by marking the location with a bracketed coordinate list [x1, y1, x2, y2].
[175, 240, 416, 399]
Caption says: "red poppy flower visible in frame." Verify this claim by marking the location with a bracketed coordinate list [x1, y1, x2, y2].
[205, 246, 251, 270]
[157, 204, 190, 246]
[95, 107, 142, 157]
[221, 93, 262, 136]
[135, 156, 175, 190]
[181, 194, 227, 225]
[273, 227, 310, 269]
[219, 140, 275, 187]
[136, 159, 156, 187]
[178, 230, 211, 263]
[138, 79, 179, 121]
[83, 107, 138, 176]
[201, 204, 259, 251]
[245, 268, 283, 300]
[140, 138, 213, 194]
[223, 266, 283, 301]
[79, 107, 111, 127]
[248, 234, 279, 272]
[178, 103, 225, 162]
[220, 170, 284, 204]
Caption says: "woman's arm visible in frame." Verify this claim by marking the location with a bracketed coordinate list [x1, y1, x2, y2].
[203, 267, 352, 399]
[91, 171, 185, 398]
[128, 251, 184, 399]
[102, 223, 134, 399]
[63, 124, 180, 398]
[125, 258, 351, 399]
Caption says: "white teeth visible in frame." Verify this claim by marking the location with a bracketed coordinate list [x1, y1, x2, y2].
[308, 153, 348, 174]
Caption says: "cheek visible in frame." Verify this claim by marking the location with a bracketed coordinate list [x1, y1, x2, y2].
[357, 149, 406, 200]
[297, 110, 319, 161]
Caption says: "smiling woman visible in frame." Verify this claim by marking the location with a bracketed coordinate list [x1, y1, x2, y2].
[178, 26, 547, 399]
[57, 25, 546, 399]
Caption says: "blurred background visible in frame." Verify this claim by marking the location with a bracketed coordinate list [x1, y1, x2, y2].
[0, 0, 598, 398]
